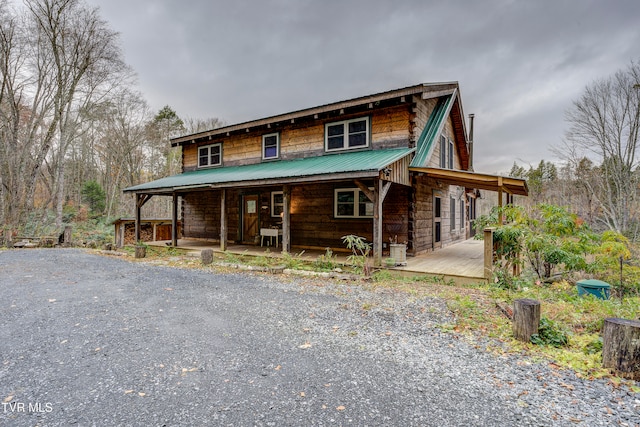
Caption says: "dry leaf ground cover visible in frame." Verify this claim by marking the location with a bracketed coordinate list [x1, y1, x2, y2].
[0, 248, 638, 426]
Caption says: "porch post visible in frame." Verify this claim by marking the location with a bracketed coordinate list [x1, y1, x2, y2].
[171, 192, 178, 247]
[484, 227, 495, 281]
[135, 194, 142, 243]
[497, 177, 503, 225]
[220, 189, 227, 251]
[373, 180, 382, 266]
[282, 185, 290, 253]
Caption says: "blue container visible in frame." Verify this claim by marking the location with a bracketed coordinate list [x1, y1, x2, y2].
[576, 279, 611, 300]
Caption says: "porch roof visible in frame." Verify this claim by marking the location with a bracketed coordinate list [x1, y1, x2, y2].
[409, 167, 529, 196]
[124, 148, 414, 195]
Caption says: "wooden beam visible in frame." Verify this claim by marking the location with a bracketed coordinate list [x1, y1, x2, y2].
[373, 179, 383, 267]
[220, 189, 227, 251]
[282, 185, 291, 253]
[171, 193, 178, 246]
[354, 179, 374, 202]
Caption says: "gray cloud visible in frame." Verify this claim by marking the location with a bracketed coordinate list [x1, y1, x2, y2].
[87, 0, 640, 173]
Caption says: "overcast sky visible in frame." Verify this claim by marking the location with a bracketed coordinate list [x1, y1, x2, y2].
[85, 0, 640, 174]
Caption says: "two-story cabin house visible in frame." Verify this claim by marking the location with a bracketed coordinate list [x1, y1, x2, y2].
[124, 82, 527, 265]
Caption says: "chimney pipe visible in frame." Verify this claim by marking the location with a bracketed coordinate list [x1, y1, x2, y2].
[468, 114, 474, 171]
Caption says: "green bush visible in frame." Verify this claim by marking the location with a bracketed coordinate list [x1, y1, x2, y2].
[530, 317, 569, 347]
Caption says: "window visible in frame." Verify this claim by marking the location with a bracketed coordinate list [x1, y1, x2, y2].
[262, 133, 279, 160]
[460, 198, 465, 230]
[271, 191, 283, 217]
[325, 117, 369, 152]
[439, 135, 447, 168]
[448, 139, 454, 169]
[198, 143, 222, 167]
[450, 197, 456, 230]
[334, 188, 374, 218]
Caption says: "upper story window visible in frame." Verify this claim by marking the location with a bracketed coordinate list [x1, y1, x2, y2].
[198, 143, 222, 168]
[263, 133, 280, 160]
[439, 134, 455, 169]
[334, 188, 373, 218]
[325, 117, 369, 152]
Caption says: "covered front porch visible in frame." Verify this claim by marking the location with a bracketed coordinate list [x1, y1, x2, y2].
[146, 236, 486, 284]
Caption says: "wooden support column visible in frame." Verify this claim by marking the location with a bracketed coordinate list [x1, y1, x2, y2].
[484, 227, 495, 281]
[371, 179, 392, 267]
[171, 193, 178, 247]
[220, 189, 227, 251]
[135, 194, 153, 243]
[282, 185, 291, 253]
[497, 177, 503, 225]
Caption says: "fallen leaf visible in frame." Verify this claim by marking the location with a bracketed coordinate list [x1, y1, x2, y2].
[60, 340, 68, 344]
[95, 347, 101, 352]
[138, 392, 145, 397]
[300, 392, 305, 397]
[164, 288, 173, 291]
[298, 342, 312, 349]
[48, 299, 56, 303]
[274, 365, 281, 371]
[124, 390, 134, 394]
[4, 395, 13, 403]
[336, 405, 346, 411]
[560, 383, 575, 391]
[322, 405, 327, 409]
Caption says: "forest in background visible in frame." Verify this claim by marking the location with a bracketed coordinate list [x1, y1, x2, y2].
[0, 0, 221, 245]
[0, 0, 639, 248]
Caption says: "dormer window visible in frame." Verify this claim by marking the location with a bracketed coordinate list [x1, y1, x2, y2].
[198, 143, 222, 168]
[325, 117, 369, 152]
[262, 133, 280, 160]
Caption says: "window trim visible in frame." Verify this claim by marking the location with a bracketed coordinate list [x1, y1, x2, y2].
[262, 132, 280, 160]
[448, 138, 454, 169]
[271, 191, 283, 218]
[198, 142, 222, 168]
[334, 187, 374, 218]
[324, 116, 370, 152]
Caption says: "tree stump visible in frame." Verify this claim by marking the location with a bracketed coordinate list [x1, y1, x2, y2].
[201, 249, 214, 265]
[602, 318, 640, 380]
[513, 298, 541, 342]
[135, 246, 146, 259]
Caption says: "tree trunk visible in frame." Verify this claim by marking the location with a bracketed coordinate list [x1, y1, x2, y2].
[201, 249, 213, 265]
[513, 298, 541, 342]
[602, 318, 640, 380]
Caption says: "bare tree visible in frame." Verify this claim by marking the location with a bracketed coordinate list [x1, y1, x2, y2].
[560, 60, 640, 237]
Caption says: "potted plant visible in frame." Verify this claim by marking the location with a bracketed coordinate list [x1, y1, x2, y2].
[389, 235, 407, 266]
[385, 257, 397, 268]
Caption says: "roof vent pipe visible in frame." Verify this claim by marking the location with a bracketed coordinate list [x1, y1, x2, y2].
[468, 114, 474, 171]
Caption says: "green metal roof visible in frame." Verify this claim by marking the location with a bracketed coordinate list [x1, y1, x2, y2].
[410, 94, 455, 168]
[124, 148, 414, 193]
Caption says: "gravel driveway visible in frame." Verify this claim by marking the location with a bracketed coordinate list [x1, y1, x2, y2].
[0, 249, 638, 426]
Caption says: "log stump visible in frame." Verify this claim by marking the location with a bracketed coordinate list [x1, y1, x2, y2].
[602, 318, 640, 380]
[135, 245, 146, 259]
[513, 298, 541, 342]
[201, 249, 214, 265]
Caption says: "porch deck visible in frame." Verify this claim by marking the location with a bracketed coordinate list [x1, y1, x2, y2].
[147, 238, 486, 284]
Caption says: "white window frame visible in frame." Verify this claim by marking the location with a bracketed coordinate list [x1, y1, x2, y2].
[448, 138, 454, 169]
[450, 197, 456, 231]
[271, 191, 283, 217]
[198, 143, 222, 168]
[439, 135, 447, 168]
[334, 188, 374, 218]
[325, 117, 370, 152]
[262, 132, 280, 160]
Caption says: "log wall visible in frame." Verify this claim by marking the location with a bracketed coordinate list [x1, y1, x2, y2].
[182, 105, 413, 171]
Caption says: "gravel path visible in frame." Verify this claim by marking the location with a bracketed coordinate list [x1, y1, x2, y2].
[0, 249, 638, 426]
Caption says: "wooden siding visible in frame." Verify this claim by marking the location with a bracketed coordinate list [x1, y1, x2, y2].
[181, 182, 409, 253]
[182, 105, 413, 171]
[410, 174, 466, 255]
